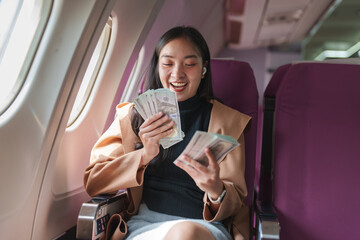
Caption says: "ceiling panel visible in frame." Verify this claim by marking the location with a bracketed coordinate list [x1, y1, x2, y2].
[304, 0, 360, 59]
[225, 0, 346, 57]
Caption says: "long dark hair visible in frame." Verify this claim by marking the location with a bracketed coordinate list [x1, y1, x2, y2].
[131, 26, 214, 162]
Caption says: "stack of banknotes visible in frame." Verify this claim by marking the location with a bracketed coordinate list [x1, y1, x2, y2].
[133, 88, 184, 149]
[178, 130, 240, 166]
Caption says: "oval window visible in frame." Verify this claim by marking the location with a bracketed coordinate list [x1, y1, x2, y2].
[0, 0, 52, 115]
[67, 17, 112, 127]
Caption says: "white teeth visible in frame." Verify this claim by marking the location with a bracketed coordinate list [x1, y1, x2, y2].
[171, 82, 186, 87]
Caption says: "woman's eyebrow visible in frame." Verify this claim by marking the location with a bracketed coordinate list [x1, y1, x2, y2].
[160, 54, 173, 58]
[160, 54, 199, 59]
[184, 54, 199, 59]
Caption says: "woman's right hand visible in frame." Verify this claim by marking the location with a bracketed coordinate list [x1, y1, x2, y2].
[138, 112, 174, 165]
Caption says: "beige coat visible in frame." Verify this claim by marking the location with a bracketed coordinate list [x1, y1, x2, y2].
[84, 99, 251, 240]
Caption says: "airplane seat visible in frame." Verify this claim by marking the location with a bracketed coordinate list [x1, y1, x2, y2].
[260, 62, 360, 240]
[263, 64, 291, 98]
[211, 59, 259, 207]
[258, 64, 291, 202]
[211, 59, 259, 238]
[255, 64, 291, 240]
[77, 59, 259, 239]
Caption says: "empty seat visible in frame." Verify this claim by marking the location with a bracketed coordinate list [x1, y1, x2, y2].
[269, 62, 360, 239]
[263, 64, 291, 98]
[211, 59, 259, 207]
[211, 59, 259, 238]
[258, 63, 291, 202]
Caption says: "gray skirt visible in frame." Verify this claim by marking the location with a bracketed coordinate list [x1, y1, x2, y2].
[124, 203, 232, 240]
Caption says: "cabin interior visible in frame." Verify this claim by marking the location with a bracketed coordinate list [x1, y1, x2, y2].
[0, 0, 359, 239]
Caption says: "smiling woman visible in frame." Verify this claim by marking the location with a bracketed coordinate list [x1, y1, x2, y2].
[2, 0, 360, 239]
[158, 37, 204, 102]
[83, 26, 251, 240]
[146, 26, 213, 103]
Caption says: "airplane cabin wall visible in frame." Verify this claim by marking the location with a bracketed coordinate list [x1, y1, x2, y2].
[31, 0, 166, 239]
[0, 0, 118, 239]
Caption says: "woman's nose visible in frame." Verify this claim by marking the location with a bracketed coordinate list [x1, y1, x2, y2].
[171, 64, 185, 78]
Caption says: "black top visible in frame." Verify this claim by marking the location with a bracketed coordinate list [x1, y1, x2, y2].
[142, 94, 213, 218]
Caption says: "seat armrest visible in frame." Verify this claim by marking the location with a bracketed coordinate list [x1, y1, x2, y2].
[255, 201, 280, 240]
[256, 201, 277, 219]
[76, 190, 127, 240]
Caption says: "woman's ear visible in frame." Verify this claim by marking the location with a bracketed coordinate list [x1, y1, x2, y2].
[202, 61, 209, 77]
[202, 67, 207, 75]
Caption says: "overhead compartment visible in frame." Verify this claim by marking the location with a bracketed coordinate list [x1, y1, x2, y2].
[225, 0, 338, 49]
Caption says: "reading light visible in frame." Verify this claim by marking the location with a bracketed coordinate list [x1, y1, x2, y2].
[314, 41, 360, 61]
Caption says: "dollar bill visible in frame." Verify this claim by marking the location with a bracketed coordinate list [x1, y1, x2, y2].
[178, 131, 239, 166]
[134, 95, 147, 119]
[153, 89, 182, 145]
[133, 88, 183, 149]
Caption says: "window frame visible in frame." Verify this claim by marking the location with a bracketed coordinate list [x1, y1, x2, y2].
[0, 0, 53, 116]
[66, 17, 112, 127]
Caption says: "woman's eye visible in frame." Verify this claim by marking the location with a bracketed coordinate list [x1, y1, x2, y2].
[162, 63, 172, 66]
[185, 63, 196, 67]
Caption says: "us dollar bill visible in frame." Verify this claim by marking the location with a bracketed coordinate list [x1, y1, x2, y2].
[178, 131, 239, 166]
[133, 88, 183, 149]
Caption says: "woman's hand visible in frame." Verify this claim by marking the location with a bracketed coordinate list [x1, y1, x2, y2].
[139, 112, 174, 165]
[174, 148, 224, 200]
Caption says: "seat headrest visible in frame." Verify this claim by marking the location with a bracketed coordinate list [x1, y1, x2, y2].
[211, 59, 258, 115]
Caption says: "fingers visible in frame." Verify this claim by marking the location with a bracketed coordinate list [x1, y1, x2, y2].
[138, 112, 176, 161]
[174, 156, 203, 185]
[174, 148, 222, 195]
[204, 148, 218, 169]
[174, 153, 214, 180]
[141, 112, 168, 130]
[140, 119, 174, 139]
[175, 148, 217, 172]
[176, 154, 208, 172]
[174, 155, 222, 196]
[139, 113, 174, 139]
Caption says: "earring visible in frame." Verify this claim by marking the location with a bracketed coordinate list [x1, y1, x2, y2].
[202, 67, 207, 75]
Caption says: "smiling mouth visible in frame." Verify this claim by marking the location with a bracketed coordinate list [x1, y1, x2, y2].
[170, 82, 187, 90]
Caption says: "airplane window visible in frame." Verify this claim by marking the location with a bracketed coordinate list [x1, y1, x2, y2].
[120, 46, 146, 103]
[67, 17, 112, 127]
[0, 0, 52, 115]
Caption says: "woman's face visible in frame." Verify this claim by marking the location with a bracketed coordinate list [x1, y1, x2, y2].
[158, 37, 204, 102]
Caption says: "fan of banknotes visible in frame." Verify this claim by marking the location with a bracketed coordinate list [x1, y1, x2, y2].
[177, 130, 240, 166]
[133, 88, 184, 149]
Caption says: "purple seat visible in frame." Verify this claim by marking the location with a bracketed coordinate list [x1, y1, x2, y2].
[211, 59, 259, 235]
[264, 64, 291, 98]
[271, 62, 360, 239]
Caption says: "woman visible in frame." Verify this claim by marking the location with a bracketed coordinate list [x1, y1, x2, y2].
[84, 26, 251, 240]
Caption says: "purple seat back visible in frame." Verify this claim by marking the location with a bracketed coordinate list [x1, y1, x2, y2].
[264, 64, 291, 97]
[258, 63, 291, 202]
[211, 59, 259, 207]
[272, 62, 360, 240]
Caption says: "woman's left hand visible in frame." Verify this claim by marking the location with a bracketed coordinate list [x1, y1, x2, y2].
[174, 148, 224, 200]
